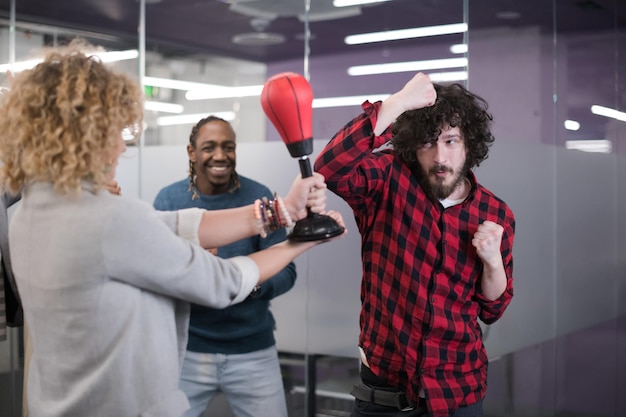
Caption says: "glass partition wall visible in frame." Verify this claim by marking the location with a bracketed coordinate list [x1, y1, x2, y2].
[0, 5, 143, 417]
[0, 0, 624, 416]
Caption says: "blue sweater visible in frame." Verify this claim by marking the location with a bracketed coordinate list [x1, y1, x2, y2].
[153, 176, 296, 353]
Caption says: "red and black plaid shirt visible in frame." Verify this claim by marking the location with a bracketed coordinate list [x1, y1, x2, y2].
[314, 101, 515, 417]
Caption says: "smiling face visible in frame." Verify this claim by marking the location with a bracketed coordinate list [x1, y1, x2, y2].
[188, 119, 237, 195]
[416, 125, 469, 200]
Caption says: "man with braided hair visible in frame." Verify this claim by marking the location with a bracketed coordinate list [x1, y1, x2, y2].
[154, 115, 294, 417]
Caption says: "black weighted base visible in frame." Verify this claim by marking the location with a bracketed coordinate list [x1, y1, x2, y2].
[287, 213, 345, 242]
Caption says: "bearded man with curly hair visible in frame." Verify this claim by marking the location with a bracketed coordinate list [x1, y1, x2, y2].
[315, 72, 516, 417]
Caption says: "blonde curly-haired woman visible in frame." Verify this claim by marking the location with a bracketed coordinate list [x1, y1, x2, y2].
[0, 41, 345, 417]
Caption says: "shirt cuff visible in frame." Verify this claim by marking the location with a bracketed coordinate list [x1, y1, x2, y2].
[227, 256, 260, 304]
[362, 100, 392, 146]
[176, 208, 203, 245]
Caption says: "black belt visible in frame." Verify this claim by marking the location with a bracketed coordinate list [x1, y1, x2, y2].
[350, 383, 415, 411]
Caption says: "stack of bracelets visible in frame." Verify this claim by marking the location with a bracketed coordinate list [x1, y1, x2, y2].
[254, 193, 294, 238]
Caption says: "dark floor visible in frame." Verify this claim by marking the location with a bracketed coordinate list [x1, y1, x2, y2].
[0, 370, 23, 417]
[3, 339, 624, 417]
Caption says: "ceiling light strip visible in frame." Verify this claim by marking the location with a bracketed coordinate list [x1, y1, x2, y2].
[185, 85, 264, 100]
[157, 111, 236, 126]
[427, 71, 468, 82]
[144, 76, 227, 92]
[345, 23, 467, 45]
[333, 0, 391, 7]
[564, 120, 580, 131]
[591, 105, 626, 122]
[183, 71, 465, 108]
[144, 101, 184, 114]
[0, 49, 139, 73]
[450, 43, 468, 54]
[97, 49, 139, 63]
[348, 58, 468, 76]
[313, 94, 390, 108]
[565, 140, 612, 153]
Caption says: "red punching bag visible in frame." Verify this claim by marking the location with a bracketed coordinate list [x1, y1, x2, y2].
[260, 72, 344, 241]
[261, 72, 315, 170]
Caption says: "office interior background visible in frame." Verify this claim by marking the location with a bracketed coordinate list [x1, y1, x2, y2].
[0, 0, 624, 416]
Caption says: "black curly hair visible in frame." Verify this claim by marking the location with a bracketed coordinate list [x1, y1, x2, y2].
[391, 83, 494, 170]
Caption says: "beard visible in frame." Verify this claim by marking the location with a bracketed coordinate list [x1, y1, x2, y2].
[412, 160, 470, 200]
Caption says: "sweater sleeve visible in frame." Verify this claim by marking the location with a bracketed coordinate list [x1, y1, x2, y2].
[173, 208, 202, 245]
[254, 227, 297, 300]
[103, 201, 258, 308]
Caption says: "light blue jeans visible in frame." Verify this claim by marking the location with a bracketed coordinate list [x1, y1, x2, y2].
[180, 346, 288, 417]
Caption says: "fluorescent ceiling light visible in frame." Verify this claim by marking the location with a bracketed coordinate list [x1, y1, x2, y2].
[182, 73, 466, 111]
[345, 23, 467, 45]
[334, 0, 391, 7]
[144, 76, 226, 92]
[97, 49, 139, 63]
[144, 76, 264, 100]
[157, 111, 236, 127]
[348, 57, 467, 76]
[0, 49, 139, 73]
[313, 94, 390, 108]
[144, 100, 184, 114]
[565, 140, 611, 154]
[185, 85, 264, 100]
[564, 120, 580, 131]
[0, 59, 42, 73]
[312, 73, 466, 108]
[591, 105, 626, 122]
[427, 71, 468, 82]
[450, 43, 468, 54]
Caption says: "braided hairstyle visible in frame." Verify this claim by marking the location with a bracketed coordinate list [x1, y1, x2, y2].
[187, 115, 240, 199]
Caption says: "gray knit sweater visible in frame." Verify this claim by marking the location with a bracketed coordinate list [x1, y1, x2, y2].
[10, 182, 259, 417]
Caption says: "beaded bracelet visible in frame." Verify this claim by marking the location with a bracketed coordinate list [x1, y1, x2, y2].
[274, 195, 293, 228]
[254, 193, 294, 238]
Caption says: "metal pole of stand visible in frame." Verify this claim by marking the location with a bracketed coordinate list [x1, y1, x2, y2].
[305, 353, 317, 417]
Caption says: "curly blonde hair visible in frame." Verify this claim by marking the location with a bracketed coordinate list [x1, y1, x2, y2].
[0, 41, 143, 195]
